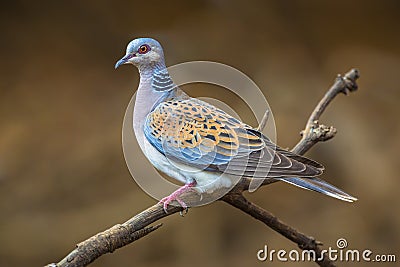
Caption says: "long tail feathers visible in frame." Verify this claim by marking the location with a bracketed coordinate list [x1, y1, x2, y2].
[278, 177, 357, 202]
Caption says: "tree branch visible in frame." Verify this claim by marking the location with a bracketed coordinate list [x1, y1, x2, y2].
[292, 69, 359, 155]
[46, 69, 359, 267]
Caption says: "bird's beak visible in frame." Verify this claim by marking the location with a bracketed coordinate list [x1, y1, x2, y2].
[115, 53, 135, 69]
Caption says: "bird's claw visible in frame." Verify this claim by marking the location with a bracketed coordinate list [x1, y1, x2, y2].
[159, 181, 196, 214]
[160, 195, 188, 214]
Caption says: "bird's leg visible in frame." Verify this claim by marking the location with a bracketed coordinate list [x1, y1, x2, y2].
[160, 181, 197, 213]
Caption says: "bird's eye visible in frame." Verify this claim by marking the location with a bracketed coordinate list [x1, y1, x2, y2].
[138, 44, 150, 54]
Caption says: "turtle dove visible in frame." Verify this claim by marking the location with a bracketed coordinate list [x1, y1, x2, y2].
[115, 38, 357, 212]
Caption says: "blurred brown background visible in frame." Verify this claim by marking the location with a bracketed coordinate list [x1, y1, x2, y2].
[1, 1, 399, 266]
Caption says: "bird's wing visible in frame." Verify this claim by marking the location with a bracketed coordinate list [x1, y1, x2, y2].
[144, 98, 322, 177]
[144, 98, 264, 168]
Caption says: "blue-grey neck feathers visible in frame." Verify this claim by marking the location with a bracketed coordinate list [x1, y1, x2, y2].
[152, 68, 177, 92]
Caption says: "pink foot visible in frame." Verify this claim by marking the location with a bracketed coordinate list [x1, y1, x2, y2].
[160, 181, 196, 213]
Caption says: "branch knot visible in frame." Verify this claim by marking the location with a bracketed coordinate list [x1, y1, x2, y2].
[339, 68, 359, 95]
[309, 120, 337, 142]
[298, 237, 318, 250]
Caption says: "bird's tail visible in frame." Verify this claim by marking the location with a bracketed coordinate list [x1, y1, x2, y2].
[278, 177, 357, 202]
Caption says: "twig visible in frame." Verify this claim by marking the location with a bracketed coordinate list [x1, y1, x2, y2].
[46, 69, 359, 267]
[292, 69, 359, 155]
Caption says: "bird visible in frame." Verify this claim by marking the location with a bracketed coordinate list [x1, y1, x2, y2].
[115, 37, 357, 212]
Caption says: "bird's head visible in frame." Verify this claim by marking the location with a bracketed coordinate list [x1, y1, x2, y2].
[115, 38, 165, 70]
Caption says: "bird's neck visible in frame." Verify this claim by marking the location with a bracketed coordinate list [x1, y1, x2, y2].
[133, 64, 176, 132]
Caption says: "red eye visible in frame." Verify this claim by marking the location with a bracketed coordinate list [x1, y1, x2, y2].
[138, 44, 150, 54]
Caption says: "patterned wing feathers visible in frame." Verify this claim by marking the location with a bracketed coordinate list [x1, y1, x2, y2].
[145, 98, 323, 178]
[144, 99, 265, 166]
